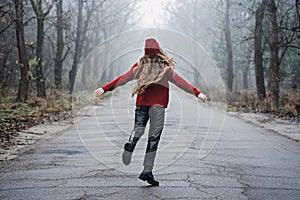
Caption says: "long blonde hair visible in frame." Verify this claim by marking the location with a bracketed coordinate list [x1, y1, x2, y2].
[132, 49, 175, 96]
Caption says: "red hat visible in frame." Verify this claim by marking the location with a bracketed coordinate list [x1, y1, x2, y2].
[144, 38, 160, 56]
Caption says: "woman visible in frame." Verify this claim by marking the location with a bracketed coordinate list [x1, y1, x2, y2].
[94, 38, 207, 186]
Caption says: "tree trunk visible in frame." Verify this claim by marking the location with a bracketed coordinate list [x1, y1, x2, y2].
[0, 51, 9, 85]
[242, 49, 252, 90]
[297, 0, 300, 30]
[224, 0, 233, 92]
[268, 0, 279, 107]
[242, 67, 248, 90]
[55, 0, 64, 91]
[254, 0, 267, 100]
[30, 0, 57, 97]
[35, 17, 47, 98]
[81, 59, 87, 87]
[81, 5, 94, 88]
[100, 28, 108, 84]
[69, 0, 84, 94]
[14, 0, 30, 102]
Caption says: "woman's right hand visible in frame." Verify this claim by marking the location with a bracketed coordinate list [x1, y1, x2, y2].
[94, 88, 104, 97]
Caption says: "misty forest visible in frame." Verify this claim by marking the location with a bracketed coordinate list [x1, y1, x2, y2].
[0, 0, 300, 146]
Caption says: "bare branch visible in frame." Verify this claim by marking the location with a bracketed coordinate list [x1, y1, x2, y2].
[44, 0, 59, 16]
[62, 45, 70, 62]
[29, 0, 39, 16]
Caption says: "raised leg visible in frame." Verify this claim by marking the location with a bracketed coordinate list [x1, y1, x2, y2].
[122, 106, 150, 165]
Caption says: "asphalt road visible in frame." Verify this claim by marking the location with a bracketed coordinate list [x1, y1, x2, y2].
[1, 86, 300, 200]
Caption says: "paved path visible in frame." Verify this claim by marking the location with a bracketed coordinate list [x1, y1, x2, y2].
[1, 86, 300, 200]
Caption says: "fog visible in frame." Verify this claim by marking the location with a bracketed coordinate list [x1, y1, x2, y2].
[1, 0, 299, 105]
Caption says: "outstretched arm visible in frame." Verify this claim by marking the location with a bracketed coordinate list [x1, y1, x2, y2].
[168, 69, 207, 102]
[94, 63, 138, 97]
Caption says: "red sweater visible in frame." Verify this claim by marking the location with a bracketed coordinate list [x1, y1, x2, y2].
[102, 62, 201, 108]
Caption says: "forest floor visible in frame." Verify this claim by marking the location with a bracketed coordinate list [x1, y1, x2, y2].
[0, 92, 299, 161]
[0, 92, 73, 160]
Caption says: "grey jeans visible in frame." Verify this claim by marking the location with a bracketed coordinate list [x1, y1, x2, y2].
[128, 106, 165, 172]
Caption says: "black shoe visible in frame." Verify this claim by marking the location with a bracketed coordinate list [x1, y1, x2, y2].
[122, 143, 133, 166]
[138, 172, 159, 186]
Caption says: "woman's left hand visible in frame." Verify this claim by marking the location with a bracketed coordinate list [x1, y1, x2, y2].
[198, 93, 207, 102]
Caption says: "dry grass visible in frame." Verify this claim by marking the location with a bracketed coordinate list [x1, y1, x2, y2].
[0, 90, 73, 150]
[227, 90, 300, 120]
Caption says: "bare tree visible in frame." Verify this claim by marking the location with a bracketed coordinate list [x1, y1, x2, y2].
[254, 0, 267, 100]
[297, 0, 300, 30]
[0, 1, 15, 89]
[224, 0, 233, 92]
[14, 0, 30, 102]
[54, 0, 63, 91]
[164, 0, 219, 85]
[29, 0, 58, 98]
[80, 0, 106, 86]
[268, 0, 279, 106]
[67, 0, 137, 91]
[69, 0, 83, 94]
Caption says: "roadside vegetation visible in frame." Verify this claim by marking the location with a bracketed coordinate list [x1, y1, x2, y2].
[0, 90, 72, 150]
[227, 91, 300, 121]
